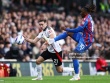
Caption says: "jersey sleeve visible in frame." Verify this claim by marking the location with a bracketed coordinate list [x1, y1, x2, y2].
[36, 32, 43, 38]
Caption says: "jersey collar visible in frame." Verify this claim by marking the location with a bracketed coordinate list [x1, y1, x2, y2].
[43, 26, 51, 31]
[84, 14, 90, 19]
[43, 26, 48, 31]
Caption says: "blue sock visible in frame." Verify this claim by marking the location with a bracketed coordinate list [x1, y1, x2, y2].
[73, 59, 79, 74]
[54, 32, 68, 41]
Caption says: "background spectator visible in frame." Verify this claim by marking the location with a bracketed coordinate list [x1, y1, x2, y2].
[0, 0, 110, 61]
[96, 52, 110, 75]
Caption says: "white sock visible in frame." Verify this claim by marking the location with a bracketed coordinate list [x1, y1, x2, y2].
[75, 74, 80, 77]
[63, 67, 74, 73]
[37, 65, 42, 78]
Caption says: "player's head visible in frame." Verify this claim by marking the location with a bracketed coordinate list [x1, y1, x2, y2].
[38, 17, 48, 30]
[80, 4, 96, 18]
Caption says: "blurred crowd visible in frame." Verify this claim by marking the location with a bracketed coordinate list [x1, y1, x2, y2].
[0, 0, 110, 61]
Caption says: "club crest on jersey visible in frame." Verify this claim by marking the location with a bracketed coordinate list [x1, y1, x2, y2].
[48, 30, 52, 33]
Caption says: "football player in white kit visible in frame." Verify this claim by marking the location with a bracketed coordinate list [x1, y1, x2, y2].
[23, 18, 74, 80]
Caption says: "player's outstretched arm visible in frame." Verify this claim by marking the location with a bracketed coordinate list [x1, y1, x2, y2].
[65, 21, 88, 33]
[23, 34, 40, 44]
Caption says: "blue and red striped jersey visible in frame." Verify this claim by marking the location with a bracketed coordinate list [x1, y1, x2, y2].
[81, 14, 94, 45]
[66, 14, 94, 45]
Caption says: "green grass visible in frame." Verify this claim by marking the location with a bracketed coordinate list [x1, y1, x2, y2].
[0, 75, 110, 83]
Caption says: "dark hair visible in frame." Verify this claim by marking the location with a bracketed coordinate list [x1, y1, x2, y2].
[38, 17, 48, 23]
[84, 4, 96, 13]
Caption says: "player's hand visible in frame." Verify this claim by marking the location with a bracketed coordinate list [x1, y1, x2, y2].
[23, 34, 26, 39]
[45, 41, 49, 45]
[23, 34, 28, 41]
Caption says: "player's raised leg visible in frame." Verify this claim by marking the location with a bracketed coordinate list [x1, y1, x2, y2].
[46, 32, 68, 44]
[54, 32, 68, 41]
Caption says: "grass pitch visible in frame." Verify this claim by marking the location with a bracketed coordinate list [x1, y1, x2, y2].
[0, 75, 110, 83]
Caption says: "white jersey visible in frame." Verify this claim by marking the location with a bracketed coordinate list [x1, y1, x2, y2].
[37, 26, 62, 53]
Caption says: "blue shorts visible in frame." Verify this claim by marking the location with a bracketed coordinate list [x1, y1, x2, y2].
[72, 33, 92, 53]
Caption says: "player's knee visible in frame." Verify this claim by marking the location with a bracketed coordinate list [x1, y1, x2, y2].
[36, 59, 41, 65]
[56, 68, 63, 73]
[67, 32, 74, 37]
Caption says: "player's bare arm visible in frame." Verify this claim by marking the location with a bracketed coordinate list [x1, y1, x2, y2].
[23, 34, 40, 44]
